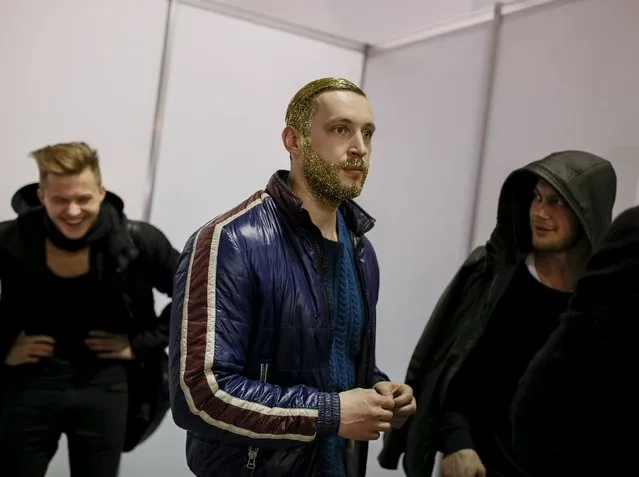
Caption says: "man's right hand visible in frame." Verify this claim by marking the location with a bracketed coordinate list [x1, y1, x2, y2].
[337, 387, 395, 441]
[441, 449, 486, 477]
[4, 332, 55, 366]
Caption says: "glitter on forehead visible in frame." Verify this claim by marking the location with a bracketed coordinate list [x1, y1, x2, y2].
[285, 77, 366, 136]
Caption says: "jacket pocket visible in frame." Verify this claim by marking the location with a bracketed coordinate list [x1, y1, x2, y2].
[247, 361, 270, 470]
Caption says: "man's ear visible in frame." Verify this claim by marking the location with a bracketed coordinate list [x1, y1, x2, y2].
[37, 187, 44, 204]
[282, 126, 302, 156]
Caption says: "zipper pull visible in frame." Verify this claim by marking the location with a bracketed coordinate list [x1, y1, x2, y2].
[247, 447, 258, 469]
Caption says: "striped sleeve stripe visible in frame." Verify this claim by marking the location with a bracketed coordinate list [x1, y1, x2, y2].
[178, 191, 318, 442]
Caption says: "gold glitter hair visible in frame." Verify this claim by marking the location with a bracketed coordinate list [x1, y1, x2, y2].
[285, 77, 366, 136]
[31, 142, 102, 186]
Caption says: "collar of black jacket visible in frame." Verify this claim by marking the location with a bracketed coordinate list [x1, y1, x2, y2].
[4, 203, 139, 275]
[6, 182, 138, 267]
[265, 170, 376, 237]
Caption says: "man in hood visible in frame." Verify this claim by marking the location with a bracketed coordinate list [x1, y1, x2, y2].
[511, 201, 639, 476]
[378, 150, 617, 476]
[0, 142, 179, 476]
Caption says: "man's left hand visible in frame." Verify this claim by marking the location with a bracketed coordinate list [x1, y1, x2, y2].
[85, 330, 134, 360]
[374, 381, 416, 429]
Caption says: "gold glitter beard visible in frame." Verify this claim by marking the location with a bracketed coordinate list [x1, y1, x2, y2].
[300, 136, 368, 205]
[285, 78, 369, 205]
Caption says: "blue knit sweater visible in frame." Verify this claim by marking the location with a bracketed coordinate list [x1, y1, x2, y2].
[322, 211, 365, 477]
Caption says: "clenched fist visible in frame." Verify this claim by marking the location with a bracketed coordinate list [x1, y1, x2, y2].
[337, 387, 395, 441]
[374, 381, 417, 429]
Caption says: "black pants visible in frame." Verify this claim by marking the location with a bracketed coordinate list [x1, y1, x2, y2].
[0, 359, 129, 477]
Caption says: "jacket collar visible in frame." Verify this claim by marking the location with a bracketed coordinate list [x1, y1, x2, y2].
[265, 170, 375, 237]
[5, 207, 139, 271]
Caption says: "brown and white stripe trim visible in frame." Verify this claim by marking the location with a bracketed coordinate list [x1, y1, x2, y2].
[178, 191, 318, 441]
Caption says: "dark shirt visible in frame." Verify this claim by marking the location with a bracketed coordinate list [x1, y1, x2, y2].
[323, 237, 342, 282]
[438, 260, 572, 473]
[27, 259, 129, 364]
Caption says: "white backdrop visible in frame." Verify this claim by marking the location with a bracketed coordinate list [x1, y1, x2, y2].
[1, 0, 637, 476]
[0, 0, 167, 221]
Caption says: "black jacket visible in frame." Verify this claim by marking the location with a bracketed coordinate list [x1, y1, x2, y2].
[0, 183, 180, 450]
[0, 184, 178, 360]
[511, 204, 639, 476]
[378, 151, 617, 476]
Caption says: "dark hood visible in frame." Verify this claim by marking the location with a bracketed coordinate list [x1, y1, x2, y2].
[10, 183, 125, 216]
[491, 150, 617, 256]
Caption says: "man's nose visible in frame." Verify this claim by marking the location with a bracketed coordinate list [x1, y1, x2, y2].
[66, 203, 82, 216]
[535, 206, 549, 219]
[349, 132, 369, 157]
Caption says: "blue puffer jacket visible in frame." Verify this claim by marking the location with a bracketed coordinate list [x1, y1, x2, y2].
[169, 171, 389, 477]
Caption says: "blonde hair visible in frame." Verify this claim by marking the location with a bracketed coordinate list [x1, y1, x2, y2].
[31, 142, 102, 185]
[285, 77, 365, 136]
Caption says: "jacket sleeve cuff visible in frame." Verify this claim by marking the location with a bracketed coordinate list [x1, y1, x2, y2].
[440, 428, 475, 455]
[437, 412, 475, 455]
[317, 392, 341, 436]
[372, 366, 390, 385]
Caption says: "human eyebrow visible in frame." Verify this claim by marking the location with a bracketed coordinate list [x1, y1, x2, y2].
[327, 118, 376, 132]
[548, 194, 564, 203]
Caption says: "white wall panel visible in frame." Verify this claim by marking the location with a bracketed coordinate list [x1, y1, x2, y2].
[0, 0, 167, 221]
[151, 3, 364, 250]
[360, 24, 493, 476]
[472, 0, 639, 246]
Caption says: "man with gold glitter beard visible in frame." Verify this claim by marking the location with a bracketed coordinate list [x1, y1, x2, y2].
[169, 78, 416, 477]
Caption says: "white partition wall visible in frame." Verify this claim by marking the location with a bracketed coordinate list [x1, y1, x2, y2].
[0, 0, 167, 221]
[150, 3, 364, 249]
[359, 24, 493, 476]
[471, 0, 639, 245]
